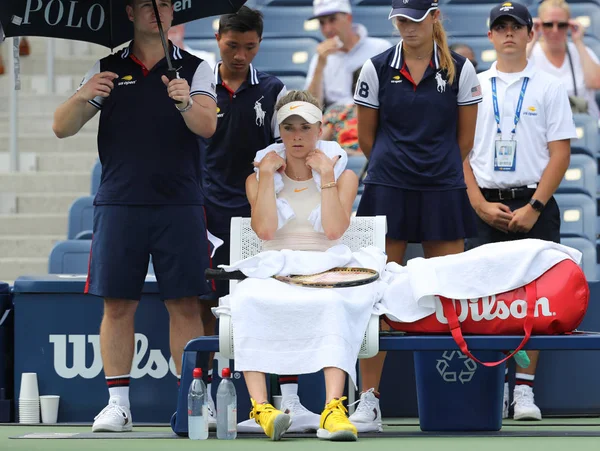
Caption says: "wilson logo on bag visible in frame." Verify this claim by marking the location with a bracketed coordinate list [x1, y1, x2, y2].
[385, 259, 589, 367]
[434, 296, 555, 324]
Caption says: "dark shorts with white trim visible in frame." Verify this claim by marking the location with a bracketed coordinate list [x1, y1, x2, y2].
[85, 205, 212, 301]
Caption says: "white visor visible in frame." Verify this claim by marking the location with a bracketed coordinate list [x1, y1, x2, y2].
[277, 101, 323, 125]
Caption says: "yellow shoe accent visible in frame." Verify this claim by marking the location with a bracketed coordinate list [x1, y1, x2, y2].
[249, 399, 291, 441]
[317, 397, 358, 441]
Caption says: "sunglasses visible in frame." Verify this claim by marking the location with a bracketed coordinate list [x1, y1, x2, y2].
[542, 21, 569, 30]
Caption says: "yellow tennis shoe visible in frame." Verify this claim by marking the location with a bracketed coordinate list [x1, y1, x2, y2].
[317, 397, 358, 441]
[249, 399, 292, 441]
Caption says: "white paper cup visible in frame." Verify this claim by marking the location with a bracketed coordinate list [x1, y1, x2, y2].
[19, 373, 39, 400]
[18, 400, 40, 424]
[272, 395, 282, 411]
[40, 395, 60, 424]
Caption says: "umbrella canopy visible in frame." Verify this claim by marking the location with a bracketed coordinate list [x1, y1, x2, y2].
[0, 0, 246, 49]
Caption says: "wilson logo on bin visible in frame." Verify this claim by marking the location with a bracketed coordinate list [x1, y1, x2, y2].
[434, 296, 555, 324]
[49, 333, 178, 379]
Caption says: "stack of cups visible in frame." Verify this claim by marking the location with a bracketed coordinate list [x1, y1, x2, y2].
[19, 373, 40, 424]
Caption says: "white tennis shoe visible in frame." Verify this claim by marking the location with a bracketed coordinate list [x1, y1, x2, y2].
[92, 396, 133, 432]
[348, 389, 383, 432]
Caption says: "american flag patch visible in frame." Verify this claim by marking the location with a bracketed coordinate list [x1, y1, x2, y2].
[471, 85, 482, 97]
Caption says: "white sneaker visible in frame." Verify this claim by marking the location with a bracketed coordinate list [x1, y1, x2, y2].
[348, 388, 383, 433]
[207, 397, 217, 431]
[281, 395, 321, 432]
[237, 395, 320, 433]
[502, 383, 509, 419]
[513, 385, 542, 421]
[92, 396, 133, 432]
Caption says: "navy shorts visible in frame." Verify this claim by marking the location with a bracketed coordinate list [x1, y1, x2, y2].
[203, 201, 251, 300]
[85, 205, 212, 301]
[466, 196, 561, 249]
[357, 184, 478, 242]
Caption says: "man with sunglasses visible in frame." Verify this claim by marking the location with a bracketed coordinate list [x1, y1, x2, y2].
[463, 1, 577, 421]
[527, 0, 600, 118]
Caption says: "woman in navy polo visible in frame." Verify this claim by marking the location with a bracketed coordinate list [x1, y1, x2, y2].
[350, 0, 482, 431]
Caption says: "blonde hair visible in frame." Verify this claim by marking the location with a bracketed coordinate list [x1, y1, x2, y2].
[275, 90, 322, 112]
[538, 0, 571, 19]
[393, 13, 456, 85]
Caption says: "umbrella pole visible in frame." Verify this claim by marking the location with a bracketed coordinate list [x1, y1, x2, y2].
[151, 0, 175, 74]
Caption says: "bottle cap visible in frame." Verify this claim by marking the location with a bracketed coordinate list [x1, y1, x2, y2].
[222, 368, 231, 378]
[193, 368, 202, 378]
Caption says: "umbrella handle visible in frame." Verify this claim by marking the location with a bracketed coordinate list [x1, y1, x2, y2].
[166, 69, 185, 106]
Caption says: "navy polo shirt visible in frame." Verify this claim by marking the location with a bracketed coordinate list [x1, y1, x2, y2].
[354, 41, 482, 190]
[80, 42, 217, 205]
[200, 63, 286, 209]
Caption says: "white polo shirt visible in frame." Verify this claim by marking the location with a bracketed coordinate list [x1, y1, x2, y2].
[529, 42, 600, 119]
[304, 23, 391, 108]
[469, 61, 577, 189]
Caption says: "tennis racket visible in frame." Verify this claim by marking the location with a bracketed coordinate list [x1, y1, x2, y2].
[205, 267, 379, 288]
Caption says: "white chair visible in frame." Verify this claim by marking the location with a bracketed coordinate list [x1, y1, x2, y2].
[218, 215, 387, 361]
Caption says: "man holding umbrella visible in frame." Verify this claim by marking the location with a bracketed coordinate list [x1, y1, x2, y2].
[53, 0, 217, 432]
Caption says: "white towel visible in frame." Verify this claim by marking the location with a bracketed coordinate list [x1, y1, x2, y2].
[377, 239, 582, 323]
[253, 140, 348, 232]
[215, 246, 387, 387]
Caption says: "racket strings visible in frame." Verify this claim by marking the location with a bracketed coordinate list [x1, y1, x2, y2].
[292, 269, 376, 283]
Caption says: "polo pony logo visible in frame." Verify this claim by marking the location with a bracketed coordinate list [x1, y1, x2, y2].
[255, 96, 266, 127]
[435, 71, 447, 93]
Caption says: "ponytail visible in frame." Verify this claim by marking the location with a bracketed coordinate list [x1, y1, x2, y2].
[433, 19, 456, 85]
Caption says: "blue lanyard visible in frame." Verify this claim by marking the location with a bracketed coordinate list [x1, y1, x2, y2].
[491, 77, 529, 138]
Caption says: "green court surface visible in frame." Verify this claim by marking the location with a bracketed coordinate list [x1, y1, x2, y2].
[2, 418, 600, 451]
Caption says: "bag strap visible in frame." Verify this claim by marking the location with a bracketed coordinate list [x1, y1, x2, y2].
[440, 281, 537, 367]
[566, 45, 578, 96]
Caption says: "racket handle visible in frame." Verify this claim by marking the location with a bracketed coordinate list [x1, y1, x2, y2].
[205, 268, 246, 280]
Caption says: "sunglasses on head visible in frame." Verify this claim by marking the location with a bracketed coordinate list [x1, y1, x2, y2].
[542, 21, 569, 29]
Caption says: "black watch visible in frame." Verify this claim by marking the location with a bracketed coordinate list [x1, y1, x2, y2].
[528, 198, 545, 212]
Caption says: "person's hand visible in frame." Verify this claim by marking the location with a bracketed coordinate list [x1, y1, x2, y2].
[77, 72, 119, 102]
[316, 38, 342, 63]
[255, 151, 286, 175]
[569, 19, 584, 44]
[508, 204, 540, 233]
[305, 149, 338, 175]
[532, 17, 542, 37]
[161, 75, 191, 105]
[475, 201, 514, 233]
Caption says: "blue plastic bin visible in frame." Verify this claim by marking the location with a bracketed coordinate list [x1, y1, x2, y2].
[414, 350, 505, 431]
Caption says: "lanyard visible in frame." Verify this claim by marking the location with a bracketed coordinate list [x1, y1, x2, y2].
[491, 76, 529, 138]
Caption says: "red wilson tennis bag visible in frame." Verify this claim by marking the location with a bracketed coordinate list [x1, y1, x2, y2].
[385, 259, 589, 366]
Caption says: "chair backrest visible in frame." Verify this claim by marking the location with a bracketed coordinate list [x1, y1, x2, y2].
[67, 195, 94, 240]
[573, 113, 600, 155]
[352, 6, 399, 38]
[555, 191, 597, 242]
[229, 216, 387, 289]
[561, 235, 597, 281]
[558, 153, 597, 197]
[91, 159, 101, 195]
[260, 6, 322, 40]
[278, 74, 307, 91]
[440, 3, 494, 38]
[48, 240, 92, 274]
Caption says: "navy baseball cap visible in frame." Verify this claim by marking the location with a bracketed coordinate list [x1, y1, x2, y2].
[489, 2, 533, 29]
[389, 0, 439, 22]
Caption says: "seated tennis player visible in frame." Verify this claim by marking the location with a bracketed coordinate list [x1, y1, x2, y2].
[243, 90, 359, 441]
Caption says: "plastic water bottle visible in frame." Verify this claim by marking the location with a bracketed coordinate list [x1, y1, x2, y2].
[216, 368, 237, 439]
[188, 367, 209, 440]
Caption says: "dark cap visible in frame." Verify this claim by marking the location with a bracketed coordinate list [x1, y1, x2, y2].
[489, 2, 533, 29]
[388, 0, 439, 23]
